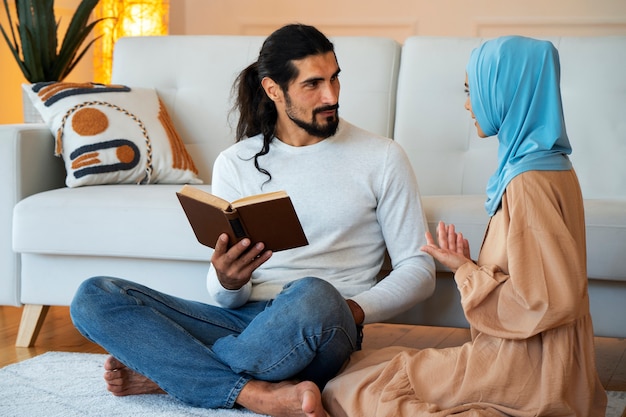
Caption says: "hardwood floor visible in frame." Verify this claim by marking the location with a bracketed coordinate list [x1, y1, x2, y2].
[0, 305, 106, 367]
[1, 305, 625, 391]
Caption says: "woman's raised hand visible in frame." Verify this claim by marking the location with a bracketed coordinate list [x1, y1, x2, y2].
[420, 221, 472, 273]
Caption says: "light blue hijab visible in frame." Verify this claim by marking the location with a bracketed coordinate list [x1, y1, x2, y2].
[467, 36, 572, 216]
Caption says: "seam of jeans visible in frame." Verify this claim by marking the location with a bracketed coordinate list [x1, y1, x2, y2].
[225, 375, 252, 408]
[124, 286, 252, 333]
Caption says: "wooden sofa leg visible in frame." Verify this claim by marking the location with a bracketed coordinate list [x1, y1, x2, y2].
[16, 304, 50, 347]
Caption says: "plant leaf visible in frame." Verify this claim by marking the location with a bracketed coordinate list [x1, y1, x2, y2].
[1, 0, 104, 82]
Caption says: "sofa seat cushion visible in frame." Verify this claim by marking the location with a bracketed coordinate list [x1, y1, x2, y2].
[422, 195, 626, 282]
[583, 199, 626, 281]
[13, 185, 212, 261]
[421, 195, 490, 269]
[13, 188, 625, 282]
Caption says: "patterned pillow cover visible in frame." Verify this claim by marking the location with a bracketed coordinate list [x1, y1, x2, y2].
[24, 82, 202, 188]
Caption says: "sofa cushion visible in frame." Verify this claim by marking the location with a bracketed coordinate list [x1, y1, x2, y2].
[13, 185, 212, 261]
[24, 82, 202, 188]
[421, 195, 489, 267]
[583, 199, 626, 281]
[394, 37, 498, 196]
[422, 195, 626, 281]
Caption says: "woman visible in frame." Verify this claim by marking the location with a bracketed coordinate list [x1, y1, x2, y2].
[322, 36, 607, 416]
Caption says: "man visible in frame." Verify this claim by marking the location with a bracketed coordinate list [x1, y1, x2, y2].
[70, 23, 435, 416]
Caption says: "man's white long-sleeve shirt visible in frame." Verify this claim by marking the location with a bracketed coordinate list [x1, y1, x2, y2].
[207, 119, 435, 323]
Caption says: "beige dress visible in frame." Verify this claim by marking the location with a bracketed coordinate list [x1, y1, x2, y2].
[323, 170, 607, 416]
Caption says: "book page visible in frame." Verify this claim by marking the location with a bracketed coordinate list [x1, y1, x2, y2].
[179, 185, 231, 211]
[231, 190, 288, 208]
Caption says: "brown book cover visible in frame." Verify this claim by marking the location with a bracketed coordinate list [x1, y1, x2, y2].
[176, 185, 309, 252]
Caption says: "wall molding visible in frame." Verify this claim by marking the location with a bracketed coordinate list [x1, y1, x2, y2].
[474, 17, 626, 37]
[237, 18, 419, 42]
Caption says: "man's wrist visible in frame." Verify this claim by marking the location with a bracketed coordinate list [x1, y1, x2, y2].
[346, 299, 365, 325]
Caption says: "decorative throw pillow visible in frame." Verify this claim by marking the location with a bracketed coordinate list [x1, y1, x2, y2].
[24, 82, 202, 188]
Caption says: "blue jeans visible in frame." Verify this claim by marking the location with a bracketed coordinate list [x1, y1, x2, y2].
[70, 276, 359, 409]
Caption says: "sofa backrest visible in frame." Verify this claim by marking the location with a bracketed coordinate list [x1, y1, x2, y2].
[111, 35, 401, 183]
[394, 37, 495, 196]
[556, 36, 626, 200]
[112, 34, 625, 200]
[395, 35, 626, 201]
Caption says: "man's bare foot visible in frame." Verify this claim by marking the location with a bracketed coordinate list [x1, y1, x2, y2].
[103, 356, 166, 396]
[236, 379, 328, 417]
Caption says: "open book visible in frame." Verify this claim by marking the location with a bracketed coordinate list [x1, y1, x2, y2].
[176, 185, 308, 252]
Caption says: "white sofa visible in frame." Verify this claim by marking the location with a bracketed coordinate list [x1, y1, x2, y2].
[2, 35, 625, 347]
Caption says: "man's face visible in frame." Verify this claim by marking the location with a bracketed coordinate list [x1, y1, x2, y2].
[283, 51, 341, 138]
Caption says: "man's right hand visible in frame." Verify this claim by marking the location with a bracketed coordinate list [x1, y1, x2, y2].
[210, 233, 273, 290]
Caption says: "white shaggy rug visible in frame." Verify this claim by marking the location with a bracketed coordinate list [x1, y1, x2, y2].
[0, 352, 266, 416]
[0, 351, 624, 417]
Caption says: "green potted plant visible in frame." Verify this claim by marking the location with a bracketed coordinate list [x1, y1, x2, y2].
[0, 0, 104, 82]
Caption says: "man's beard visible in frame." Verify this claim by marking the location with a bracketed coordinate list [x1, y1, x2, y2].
[285, 95, 340, 139]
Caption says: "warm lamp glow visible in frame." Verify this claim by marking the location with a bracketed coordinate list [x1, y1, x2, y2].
[94, 0, 169, 84]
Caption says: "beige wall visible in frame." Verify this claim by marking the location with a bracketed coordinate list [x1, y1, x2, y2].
[2, 0, 626, 124]
[170, 0, 626, 39]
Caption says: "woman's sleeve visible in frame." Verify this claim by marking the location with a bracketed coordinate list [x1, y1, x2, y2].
[456, 173, 587, 339]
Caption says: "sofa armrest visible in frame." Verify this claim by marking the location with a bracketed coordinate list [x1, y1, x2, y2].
[0, 124, 66, 305]
[2, 124, 67, 197]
